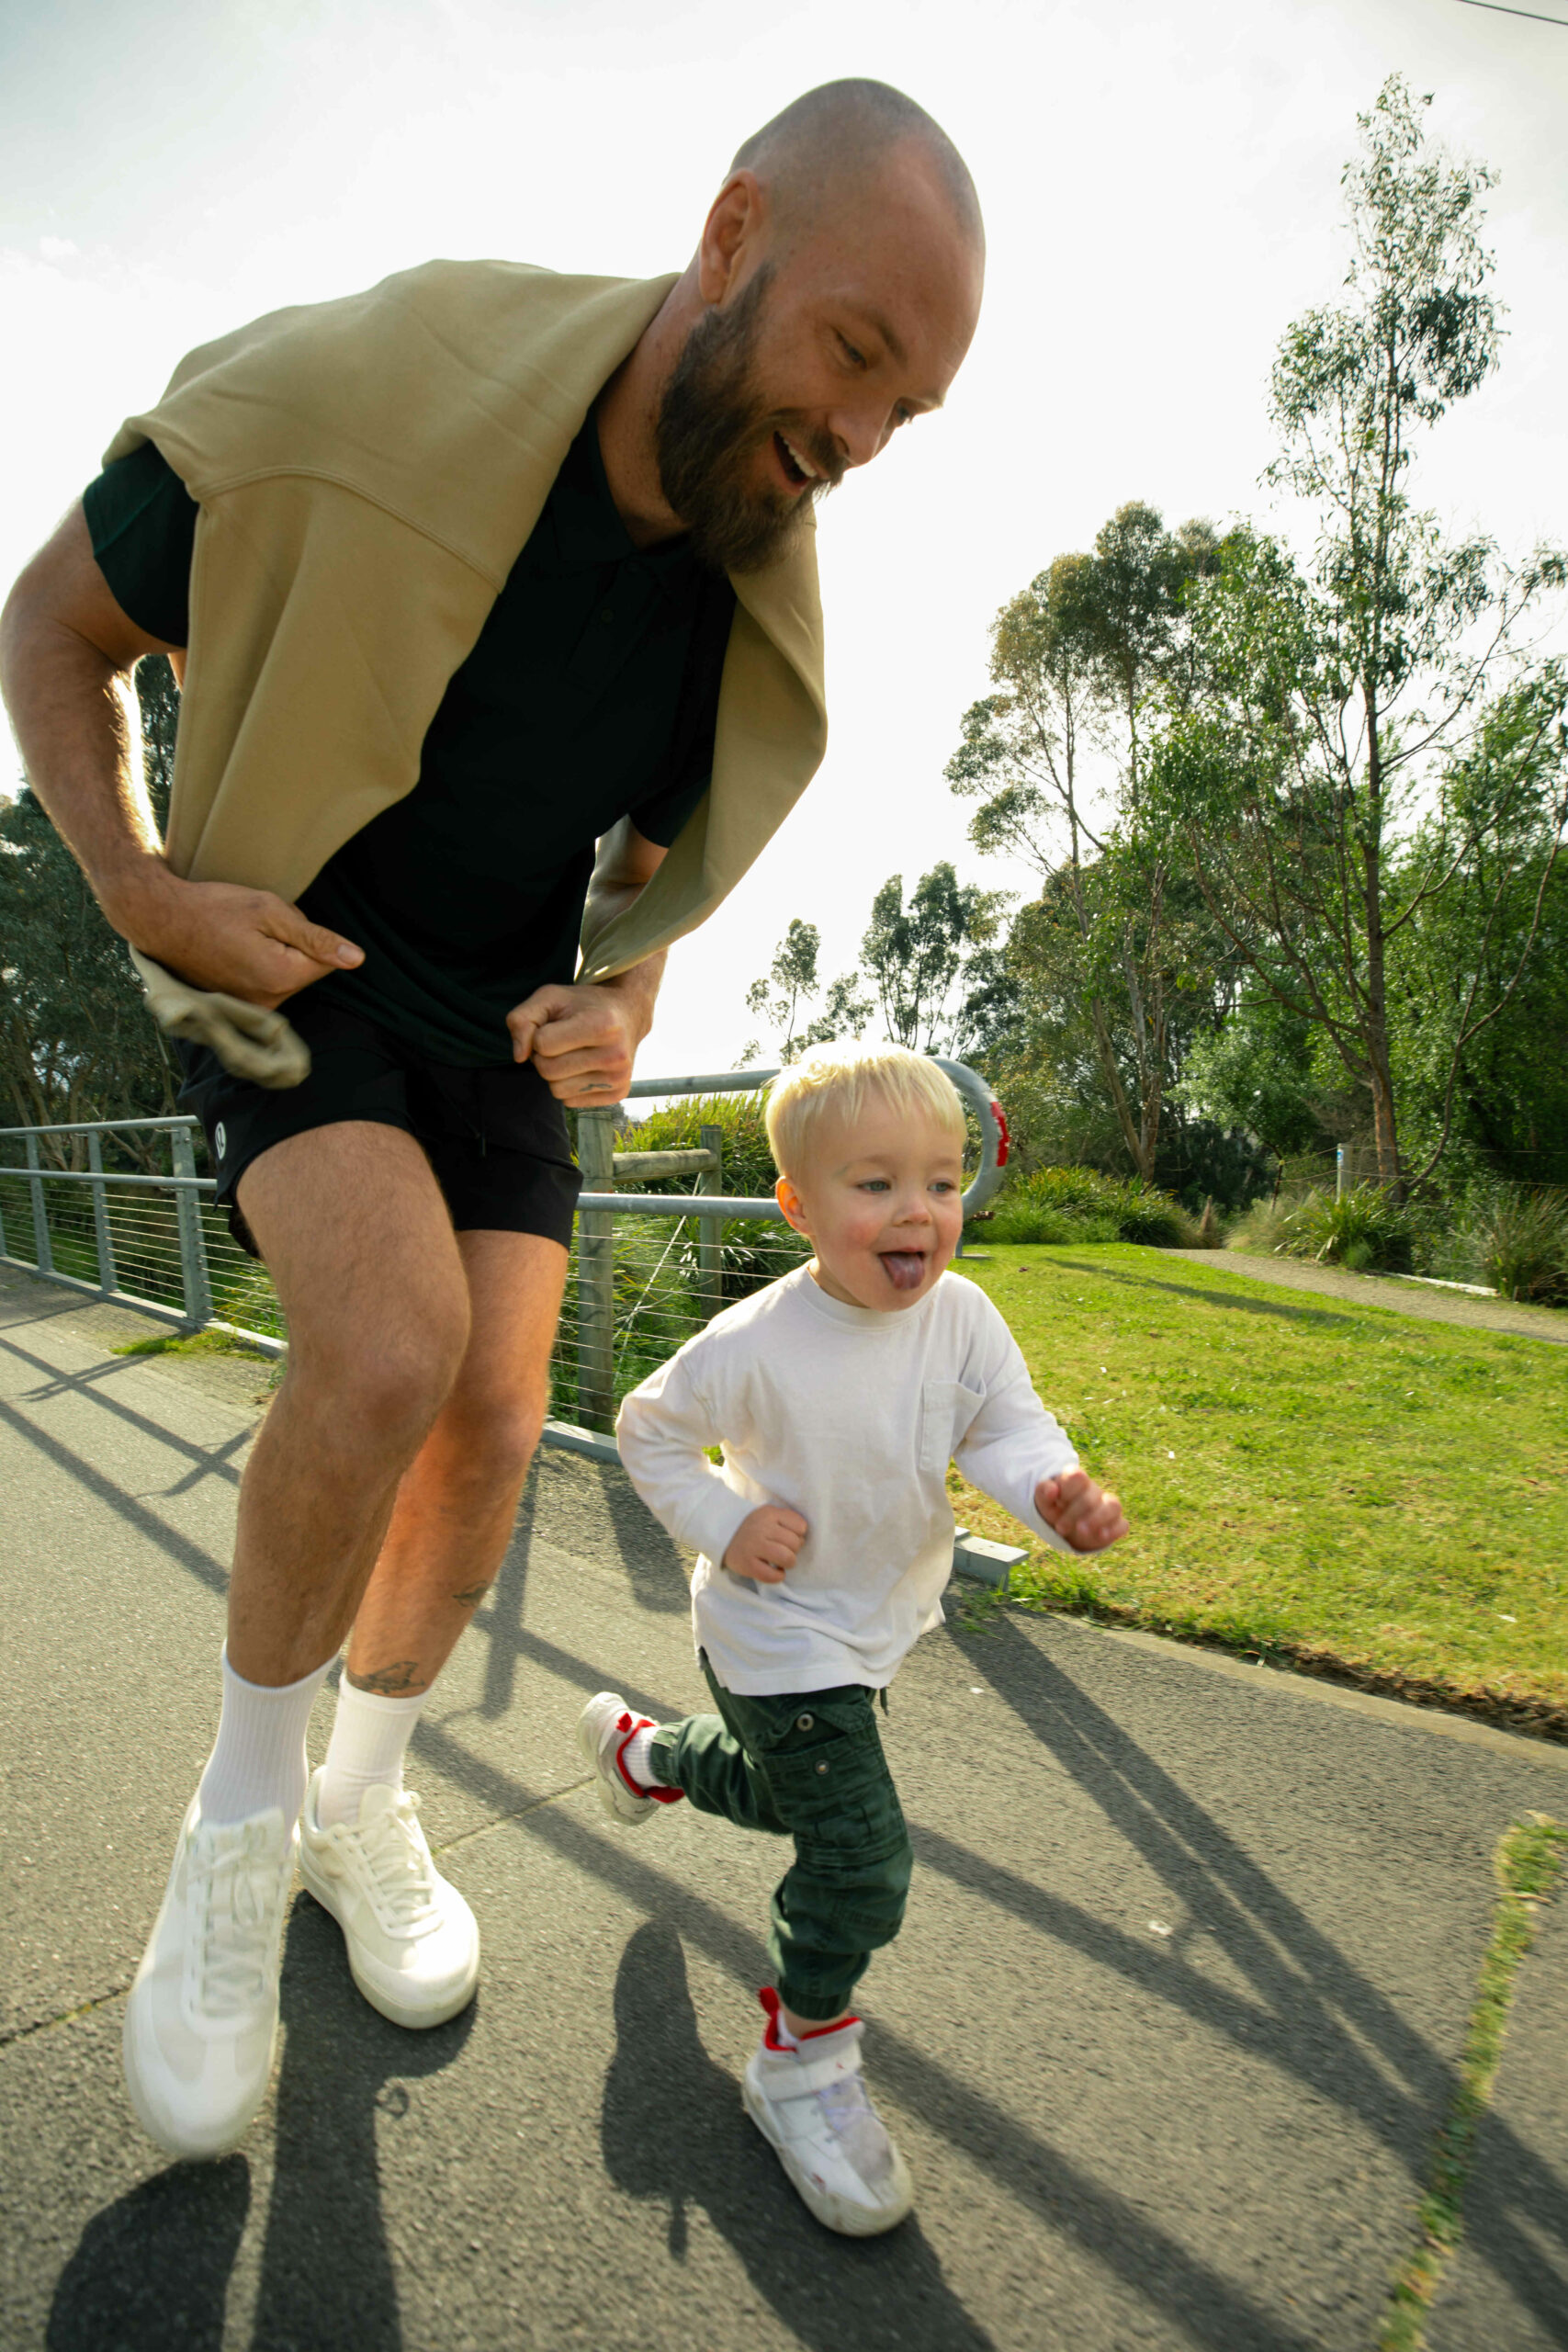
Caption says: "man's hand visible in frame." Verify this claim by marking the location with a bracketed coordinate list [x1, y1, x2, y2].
[507, 979, 647, 1108]
[109, 865, 364, 1009]
[723, 1504, 808, 1585]
[1034, 1469, 1129, 1554]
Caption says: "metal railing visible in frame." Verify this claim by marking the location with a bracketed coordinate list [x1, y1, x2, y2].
[1, 1057, 1010, 1441]
[0, 1114, 285, 1351]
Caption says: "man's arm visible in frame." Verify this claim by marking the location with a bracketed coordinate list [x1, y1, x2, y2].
[0, 503, 363, 1007]
[506, 819, 670, 1107]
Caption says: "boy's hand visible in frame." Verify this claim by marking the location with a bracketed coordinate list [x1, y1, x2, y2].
[724, 1505, 808, 1585]
[1034, 1469, 1129, 1553]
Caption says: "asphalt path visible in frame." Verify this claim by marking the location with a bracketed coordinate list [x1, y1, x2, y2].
[1168, 1250, 1568, 1346]
[2, 1265, 1565, 2352]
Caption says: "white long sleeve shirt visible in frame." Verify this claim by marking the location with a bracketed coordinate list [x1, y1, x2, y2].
[615, 1265, 1079, 1696]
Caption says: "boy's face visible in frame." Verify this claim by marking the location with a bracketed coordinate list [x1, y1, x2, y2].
[776, 1094, 965, 1313]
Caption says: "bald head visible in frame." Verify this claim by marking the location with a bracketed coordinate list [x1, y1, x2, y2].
[729, 79, 983, 254]
[602, 78, 982, 572]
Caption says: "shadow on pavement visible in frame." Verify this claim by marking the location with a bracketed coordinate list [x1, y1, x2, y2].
[46, 2154, 252, 2351]
[602, 1922, 994, 2351]
[479, 1472, 536, 1719]
[596, 1463, 689, 1614]
[247, 1897, 476, 2352]
[472, 1459, 689, 1724]
[955, 1613, 1449, 2132]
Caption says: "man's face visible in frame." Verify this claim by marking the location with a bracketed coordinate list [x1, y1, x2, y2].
[658, 147, 983, 574]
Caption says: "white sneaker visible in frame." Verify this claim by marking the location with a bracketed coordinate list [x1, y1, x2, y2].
[298, 1770, 479, 2030]
[577, 1691, 684, 1827]
[742, 1994, 915, 2236]
[122, 1798, 296, 2160]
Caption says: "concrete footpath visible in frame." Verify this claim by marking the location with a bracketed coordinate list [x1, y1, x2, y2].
[2, 1267, 1565, 2352]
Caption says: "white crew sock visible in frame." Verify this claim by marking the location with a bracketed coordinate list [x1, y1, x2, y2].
[197, 1648, 333, 1827]
[622, 1723, 660, 1790]
[317, 1679, 429, 1829]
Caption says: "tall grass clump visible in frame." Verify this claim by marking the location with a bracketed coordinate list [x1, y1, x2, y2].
[628, 1092, 780, 1199]
[1232, 1182, 1413, 1273]
[1459, 1186, 1568, 1304]
[982, 1167, 1202, 1249]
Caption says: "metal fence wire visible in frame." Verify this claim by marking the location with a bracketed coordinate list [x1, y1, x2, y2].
[1, 1060, 1009, 1450]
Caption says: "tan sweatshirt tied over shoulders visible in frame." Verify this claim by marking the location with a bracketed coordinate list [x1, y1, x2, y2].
[106, 260, 829, 1086]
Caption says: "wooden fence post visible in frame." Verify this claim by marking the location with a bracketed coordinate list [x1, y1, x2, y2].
[576, 1109, 616, 1431]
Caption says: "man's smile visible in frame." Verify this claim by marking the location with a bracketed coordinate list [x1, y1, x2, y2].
[773, 429, 828, 492]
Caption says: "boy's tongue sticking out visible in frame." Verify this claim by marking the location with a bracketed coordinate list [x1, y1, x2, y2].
[773, 1083, 967, 1316]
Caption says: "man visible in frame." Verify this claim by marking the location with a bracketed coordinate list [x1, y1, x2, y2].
[0, 79, 983, 2161]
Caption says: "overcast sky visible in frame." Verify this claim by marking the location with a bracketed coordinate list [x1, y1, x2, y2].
[3, 0, 1565, 1080]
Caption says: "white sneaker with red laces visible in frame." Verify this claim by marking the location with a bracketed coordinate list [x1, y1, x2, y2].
[742, 1988, 915, 2236]
[577, 1692, 684, 1826]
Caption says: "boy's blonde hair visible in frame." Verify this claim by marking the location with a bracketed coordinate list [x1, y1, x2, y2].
[764, 1041, 966, 1177]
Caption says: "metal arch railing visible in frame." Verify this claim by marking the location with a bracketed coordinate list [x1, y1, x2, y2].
[580, 1057, 1010, 1222]
[0, 1055, 1011, 1423]
[0, 1064, 1020, 1583]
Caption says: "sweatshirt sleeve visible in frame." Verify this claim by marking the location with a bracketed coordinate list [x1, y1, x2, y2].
[953, 1317, 1083, 1555]
[615, 1345, 757, 1568]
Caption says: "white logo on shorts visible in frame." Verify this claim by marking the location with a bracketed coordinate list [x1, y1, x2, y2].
[214, 1122, 227, 1162]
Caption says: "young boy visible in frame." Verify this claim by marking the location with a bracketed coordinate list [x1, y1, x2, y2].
[579, 1043, 1128, 2236]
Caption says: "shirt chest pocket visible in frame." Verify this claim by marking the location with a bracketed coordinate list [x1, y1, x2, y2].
[919, 1381, 986, 1476]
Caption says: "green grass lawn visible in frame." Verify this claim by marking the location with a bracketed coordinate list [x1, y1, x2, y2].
[950, 1244, 1568, 1735]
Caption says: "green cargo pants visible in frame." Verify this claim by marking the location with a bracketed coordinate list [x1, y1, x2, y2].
[648, 1657, 912, 2022]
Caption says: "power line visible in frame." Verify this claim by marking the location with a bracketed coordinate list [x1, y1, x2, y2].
[1457, 0, 1568, 25]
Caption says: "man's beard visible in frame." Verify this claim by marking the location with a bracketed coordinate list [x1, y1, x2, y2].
[655, 267, 840, 575]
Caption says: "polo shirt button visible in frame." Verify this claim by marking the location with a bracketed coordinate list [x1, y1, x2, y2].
[796, 1713, 814, 1731]
[600, 606, 615, 625]
[816, 1760, 829, 1774]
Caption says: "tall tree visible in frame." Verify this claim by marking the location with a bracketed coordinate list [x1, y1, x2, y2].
[1, 656, 181, 1159]
[1392, 675, 1568, 1181]
[946, 503, 1222, 1179]
[744, 918, 821, 1058]
[858, 863, 1006, 1054]
[739, 919, 872, 1064]
[1145, 80, 1566, 1194]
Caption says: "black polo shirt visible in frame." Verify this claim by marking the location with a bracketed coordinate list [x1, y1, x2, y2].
[84, 418, 734, 1064]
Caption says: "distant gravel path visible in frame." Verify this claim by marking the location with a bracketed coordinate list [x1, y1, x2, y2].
[1170, 1249, 1568, 1344]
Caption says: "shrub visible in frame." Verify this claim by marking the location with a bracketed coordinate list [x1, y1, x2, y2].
[1226, 1193, 1297, 1256]
[981, 1166, 1201, 1249]
[596, 1095, 808, 1329]
[1461, 1186, 1568, 1304]
[617, 1092, 779, 1200]
[1242, 1182, 1414, 1273]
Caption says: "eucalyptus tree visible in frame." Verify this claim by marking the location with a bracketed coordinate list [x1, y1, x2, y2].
[740, 918, 873, 1064]
[1, 656, 181, 1153]
[945, 504, 1221, 1181]
[1146, 79, 1566, 1194]
[858, 862, 1007, 1055]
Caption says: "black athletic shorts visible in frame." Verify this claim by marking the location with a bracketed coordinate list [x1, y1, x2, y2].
[175, 996, 581, 1259]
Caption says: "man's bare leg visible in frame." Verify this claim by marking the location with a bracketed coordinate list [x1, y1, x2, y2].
[339, 1227, 570, 1700]
[308, 1227, 567, 1834]
[291, 1226, 568, 2021]
[123, 1120, 480, 2153]
[226, 1121, 475, 1685]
